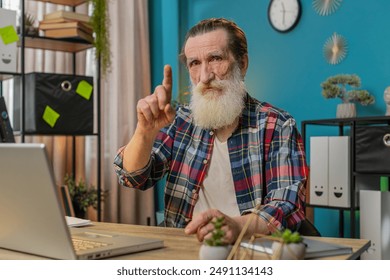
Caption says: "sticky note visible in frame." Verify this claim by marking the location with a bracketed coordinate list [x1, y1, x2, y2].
[76, 80, 93, 100]
[0, 25, 19, 45]
[42, 105, 60, 128]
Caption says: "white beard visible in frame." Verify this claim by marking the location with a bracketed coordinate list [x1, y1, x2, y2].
[189, 65, 247, 130]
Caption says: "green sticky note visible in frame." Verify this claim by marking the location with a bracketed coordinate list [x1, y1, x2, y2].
[0, 25, 19, 45]
[76, 80, 93, 100]
[42, 105, 60, 128]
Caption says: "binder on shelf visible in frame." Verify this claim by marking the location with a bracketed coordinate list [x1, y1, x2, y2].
[310, 137, 329, 206]
[360, 190, 390, 260]
[0, 8, 17, 73]
[328, 136, 350, 208]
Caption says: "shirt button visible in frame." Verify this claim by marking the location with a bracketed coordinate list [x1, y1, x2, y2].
[209, 131, 214, 136]
[203, 159, 208, 164]
[192, 189, 196, 194]
[185, 218, 191, 222]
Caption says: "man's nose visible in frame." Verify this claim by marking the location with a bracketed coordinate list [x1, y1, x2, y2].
[200, 63, 215, 84]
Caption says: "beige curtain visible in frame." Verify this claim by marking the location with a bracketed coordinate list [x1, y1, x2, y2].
[100, 0, 155, 225]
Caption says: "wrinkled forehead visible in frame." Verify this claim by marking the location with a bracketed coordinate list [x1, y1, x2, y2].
[184, 29, 230, 57]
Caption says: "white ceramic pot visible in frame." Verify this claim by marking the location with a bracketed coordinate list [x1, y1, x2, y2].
[336, 103, 356, 118]
[271, 242, 306, 260]
[199, 244, 232, 260]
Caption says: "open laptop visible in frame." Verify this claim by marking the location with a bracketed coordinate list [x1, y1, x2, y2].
[0, 143, 163, 259]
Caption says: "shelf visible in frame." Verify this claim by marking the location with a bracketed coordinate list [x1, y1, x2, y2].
[0, 72, 20, 81]
[302, 116, 390, 126]
[18, 35, 93, 53]
[34, 0, 88, 6]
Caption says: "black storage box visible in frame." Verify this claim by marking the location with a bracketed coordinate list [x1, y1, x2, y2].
[14, 72, 93, 134]
[355, 126, 390, 173]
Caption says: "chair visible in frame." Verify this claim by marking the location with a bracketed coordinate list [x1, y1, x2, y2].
[298, 218, 321, 236]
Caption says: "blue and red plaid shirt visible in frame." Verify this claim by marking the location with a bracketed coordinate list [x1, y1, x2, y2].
[114, 93, 308, 231]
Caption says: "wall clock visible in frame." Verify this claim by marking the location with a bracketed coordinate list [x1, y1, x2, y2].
[268, 0, 302, 33]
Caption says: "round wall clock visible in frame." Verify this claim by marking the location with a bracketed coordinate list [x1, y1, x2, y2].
[268, 0, 302, 33]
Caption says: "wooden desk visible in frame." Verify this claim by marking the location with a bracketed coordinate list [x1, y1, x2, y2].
[0, 222, 370, 260]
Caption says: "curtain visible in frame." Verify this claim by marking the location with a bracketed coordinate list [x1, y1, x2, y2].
[100, 0, 155, 225]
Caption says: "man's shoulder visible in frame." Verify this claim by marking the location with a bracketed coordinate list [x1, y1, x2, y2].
[246, 95, 293, 121]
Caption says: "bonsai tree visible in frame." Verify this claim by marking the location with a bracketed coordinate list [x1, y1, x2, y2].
[204, 216, 226, 246]
[321, 74, 375, 105]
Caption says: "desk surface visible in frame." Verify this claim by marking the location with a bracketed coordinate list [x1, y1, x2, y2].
[0, 222, 370, 260]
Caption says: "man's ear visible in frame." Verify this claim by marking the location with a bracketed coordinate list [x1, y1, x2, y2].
[240, 54, 249, 77]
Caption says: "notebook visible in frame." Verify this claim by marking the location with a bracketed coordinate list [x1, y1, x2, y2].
[0, 143, 164, 259]
[241, 236, 353, 259]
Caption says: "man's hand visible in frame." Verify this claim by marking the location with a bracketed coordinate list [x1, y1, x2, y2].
[184, 209, 241, 245]
[136, 65, 175, 134]
[184, 209, 271, 245]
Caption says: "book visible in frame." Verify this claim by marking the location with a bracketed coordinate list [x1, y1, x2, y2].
[44, 10, 90, 23]
[44, 27, 94, 43]
[240, 237, 353, 259]
[39, 21, 93, 34]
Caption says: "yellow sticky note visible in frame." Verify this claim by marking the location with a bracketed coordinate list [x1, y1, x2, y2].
[0, 25, 19, 45]
[76, 80, 93, 100]
[42, 105, 60, 128]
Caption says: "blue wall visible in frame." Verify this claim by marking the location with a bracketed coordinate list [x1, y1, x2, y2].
[149, 0, 390, 236]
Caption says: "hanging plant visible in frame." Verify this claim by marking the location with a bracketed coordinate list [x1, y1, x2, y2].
[90, 0, 111, 76]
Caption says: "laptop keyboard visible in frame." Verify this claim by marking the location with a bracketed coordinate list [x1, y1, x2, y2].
[72, 238, 109, 252]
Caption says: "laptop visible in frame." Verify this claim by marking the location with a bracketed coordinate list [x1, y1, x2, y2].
[241, 236, 353, 259]
[0, 143, 164, 259]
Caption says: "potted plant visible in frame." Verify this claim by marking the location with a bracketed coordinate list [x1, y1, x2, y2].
[64, 174, 99, 219]
[321, 74, 375, 118]
[198, 217, 232, 260]
[271, 229, 306, 260]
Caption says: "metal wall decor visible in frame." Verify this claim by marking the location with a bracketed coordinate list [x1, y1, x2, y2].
[323, 32, 347, 65]
[313, 0, 342, 16]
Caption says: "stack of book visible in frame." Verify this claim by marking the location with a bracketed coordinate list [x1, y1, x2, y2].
[39, 10, 93, 43]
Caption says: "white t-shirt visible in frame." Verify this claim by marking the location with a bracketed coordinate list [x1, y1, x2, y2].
[193, 137, 241, 217]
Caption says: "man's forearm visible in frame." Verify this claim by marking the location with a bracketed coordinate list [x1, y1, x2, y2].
[123, 126, 159, 172]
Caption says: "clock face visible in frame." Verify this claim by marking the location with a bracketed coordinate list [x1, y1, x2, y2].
[268, 0, 302, 33]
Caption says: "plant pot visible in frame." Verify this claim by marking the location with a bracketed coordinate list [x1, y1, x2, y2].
[271, 242, 306, 260]
[336, 103, 356, 118]
[199, 244, 232, 260]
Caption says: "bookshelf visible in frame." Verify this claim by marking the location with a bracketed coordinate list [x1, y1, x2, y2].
[0, 0, 102, 220]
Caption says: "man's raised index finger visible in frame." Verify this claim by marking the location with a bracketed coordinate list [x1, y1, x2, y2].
[162, 64, 172, 99]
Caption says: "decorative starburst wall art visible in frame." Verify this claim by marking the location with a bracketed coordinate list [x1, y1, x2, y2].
[323, 33, 348, 65]
[313, 0, 342, 16]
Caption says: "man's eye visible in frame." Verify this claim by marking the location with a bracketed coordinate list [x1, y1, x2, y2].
[188, 61, 200, 68]
[210, 56, 222, 62]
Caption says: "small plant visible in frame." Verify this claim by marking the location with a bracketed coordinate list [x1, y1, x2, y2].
[204, 217, 226, 246]
[64, 174, 98, 217]
[272, 229, 302, 244]
[321, 74, 375, 105]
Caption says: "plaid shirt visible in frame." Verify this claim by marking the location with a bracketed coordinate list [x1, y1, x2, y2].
[114, 93, 308, 231]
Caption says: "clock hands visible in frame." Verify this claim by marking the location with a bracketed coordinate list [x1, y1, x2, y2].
[281, 2, 286, 26]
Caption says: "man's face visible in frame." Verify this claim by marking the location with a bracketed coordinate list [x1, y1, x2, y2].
[184, 29, 235, 89]
[185, 29, 247, 130]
